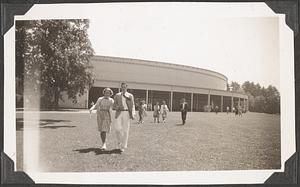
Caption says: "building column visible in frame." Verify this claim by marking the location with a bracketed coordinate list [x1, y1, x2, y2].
[231, 96, 234, 112]
[207, 93, 210, 105]
[221, 95, 223, 112]
[170, 91, 173, 112]
[146, 90, 149, 105]
[207, 93, 211, 112]
[86, 89, 89, 109]
[151, 91, 154, 103]
[191, 93, 193, 112]
[247, 99, 249, 111]
[238, 98, 241, 107]
[243, 98, 246, 111]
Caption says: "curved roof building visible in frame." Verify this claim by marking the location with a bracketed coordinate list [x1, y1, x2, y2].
[59, 55, 248, 112]
[92, 56, 228, 91]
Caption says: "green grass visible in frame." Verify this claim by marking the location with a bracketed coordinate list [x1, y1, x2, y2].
[16, 111, 280, 172]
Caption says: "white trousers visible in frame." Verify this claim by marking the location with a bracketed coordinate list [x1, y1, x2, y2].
[114, 111, 131, 149]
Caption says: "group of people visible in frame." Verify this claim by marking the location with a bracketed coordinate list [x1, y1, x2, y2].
[138, 98, 188, 124]
[233, 106, 243, 116]
[152, 101, 169, 123]
[225, 106, 243, 116]
[212, 105, 243, 116]
[89, 82, 190, 152]
[89, 82, 246, 154]
[134, 100, 170, 124]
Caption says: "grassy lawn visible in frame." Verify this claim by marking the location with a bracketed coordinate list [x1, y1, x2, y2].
[16, 111, 281, 172]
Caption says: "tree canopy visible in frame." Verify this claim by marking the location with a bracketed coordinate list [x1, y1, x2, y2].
[16, 19, 95, 109]
[238, 81, 280, 114]
[230, 81, 244, 93]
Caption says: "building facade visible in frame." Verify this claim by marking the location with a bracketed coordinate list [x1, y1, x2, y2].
[59, 55, 248, 112]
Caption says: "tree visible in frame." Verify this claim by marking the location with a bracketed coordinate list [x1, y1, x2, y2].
[253, 95, 266, 113]
[226, 83, 230, 91]
[247, 94, 255, 112]
[264, 85, 280, 114]
[16, 19, 95, 109]
[230, 81, 243, 92]
[242, 81, 261, 97]
[15, 21, 29, 108]
[254, 83, 262, 97]
[242, 81, 251, 94]
[240, 80, 280, 114]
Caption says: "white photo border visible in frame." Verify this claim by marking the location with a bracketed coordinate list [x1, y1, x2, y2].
[3, 2, 296, 184]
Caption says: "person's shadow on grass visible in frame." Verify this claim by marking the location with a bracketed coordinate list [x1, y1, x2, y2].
[74, 148, 122, 155]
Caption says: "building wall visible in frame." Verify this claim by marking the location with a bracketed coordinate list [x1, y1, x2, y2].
[58, 56, 248, 110]
[91, 56, 228, 91]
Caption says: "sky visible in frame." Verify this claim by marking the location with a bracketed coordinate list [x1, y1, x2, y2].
[87, 5, 280, 89]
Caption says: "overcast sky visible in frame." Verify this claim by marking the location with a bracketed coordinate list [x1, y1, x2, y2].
[87, 5, 279, 89]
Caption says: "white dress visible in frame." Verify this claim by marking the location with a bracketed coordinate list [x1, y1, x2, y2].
[160, 104, 169, 118]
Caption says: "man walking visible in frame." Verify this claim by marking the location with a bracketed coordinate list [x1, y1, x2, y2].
[113, 82, 135, 153]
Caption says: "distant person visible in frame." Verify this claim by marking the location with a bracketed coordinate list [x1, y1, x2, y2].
[204, 105, 209, 112]
[180, 98, 188, 125]
[235, 106, 239, 116]
[238, 105, 243, 117]
[160, 100, 169, 123]
[226, 106, 230, 114]
[149, 103, 153, 111]
[138, 100, 147, 124]
[215, 106, 219, 114]
[135, 98, 140, 111]
[113, 82, 135, 153]
[135, 99, 140, 123]
[153, 102, 160, 123]
[89, 88, 114, 150]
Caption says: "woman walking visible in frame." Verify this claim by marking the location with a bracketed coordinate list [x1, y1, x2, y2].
[153, 102, 160, 123]
[138, 100, 147, 124]
[160, 100, 169, 123]
[89, 88, 114, 150]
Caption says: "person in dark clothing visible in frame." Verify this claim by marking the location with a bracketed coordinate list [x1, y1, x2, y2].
[235, 106, 239, 116]
[180, 98, 188, 125]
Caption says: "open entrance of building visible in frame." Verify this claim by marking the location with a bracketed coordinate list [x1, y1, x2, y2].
[148, 90, 171, 111]
[210, 95, 221, 112]
[223, 96, 232, 112]
[193, 94, 208, 112]
[172, 92, 191, 112]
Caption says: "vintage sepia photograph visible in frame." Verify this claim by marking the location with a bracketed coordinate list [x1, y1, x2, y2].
[3, 2, 296, 185]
